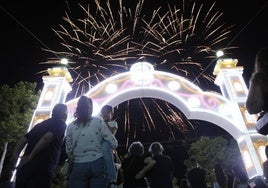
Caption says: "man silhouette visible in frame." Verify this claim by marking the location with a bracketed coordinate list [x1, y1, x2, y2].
[186, 157, 207, 188]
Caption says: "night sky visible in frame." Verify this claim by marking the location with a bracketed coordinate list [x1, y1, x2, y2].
[0, 0, 268, 162]
[0, 0, 267, 86]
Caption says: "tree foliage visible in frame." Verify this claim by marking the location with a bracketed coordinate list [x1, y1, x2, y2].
[185, 136, 243, 176]
[0, 82, 40, 157]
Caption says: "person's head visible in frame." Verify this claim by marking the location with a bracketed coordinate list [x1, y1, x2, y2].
[148, 142, 164, 156]
[190, 157, 198, 168]
[51, 103, 68, 122]
[255, 47, 268, 74]
[101, 105, 114, 122]
[74, 95, 93, 125]
[128, 141, 144, 157]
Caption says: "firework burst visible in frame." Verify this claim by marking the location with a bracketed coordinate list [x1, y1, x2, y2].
[41, 0, 234, 145]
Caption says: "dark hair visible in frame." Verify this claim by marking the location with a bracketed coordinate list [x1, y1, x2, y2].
[255, 47, 268, 73]
[128, 141, 144, 157]
[74, 96, 92, 126]
[52, 103, 67, 119]
[189, 157, 199, 168]
[101, 105, 113, 114]
[149, 142, 164, 156]
[190, 157, 197, 163]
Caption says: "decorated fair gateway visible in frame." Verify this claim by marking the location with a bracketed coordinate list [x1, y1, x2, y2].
[29, 58, 267, 180]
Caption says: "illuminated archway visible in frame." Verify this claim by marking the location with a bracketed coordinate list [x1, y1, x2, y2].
[66, 62, 243, 139]
[31, 61, 268, 180]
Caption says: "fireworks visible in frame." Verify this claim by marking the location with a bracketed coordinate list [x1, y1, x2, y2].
[41, 0, 234, 145]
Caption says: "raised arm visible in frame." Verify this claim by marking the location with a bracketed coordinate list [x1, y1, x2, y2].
[17, 132, 54, 169]
[135, 156, 156, 179]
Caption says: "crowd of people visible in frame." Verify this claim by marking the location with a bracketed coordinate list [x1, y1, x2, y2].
[0, 47, 268, 188]
[0, 95, 175, 188]
[2, 97, 266, 188]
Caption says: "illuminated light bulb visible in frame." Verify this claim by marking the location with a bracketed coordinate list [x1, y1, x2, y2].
[233, 81, 243, 92]
[105, 83, 118, 94]
[216, 50, 224, 58]
[130, 62, 154, 85]
[61, 58, 68, 65]
[168, 81, 181, 90]
[44, 90, 54, 101]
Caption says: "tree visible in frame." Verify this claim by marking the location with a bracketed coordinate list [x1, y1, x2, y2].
[185, 136, 242, 178]
[0, 81, 39, 176]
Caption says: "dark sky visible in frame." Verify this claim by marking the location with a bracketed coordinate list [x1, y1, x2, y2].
[0, 0, 268, 88]
[1, 1, 267, 166]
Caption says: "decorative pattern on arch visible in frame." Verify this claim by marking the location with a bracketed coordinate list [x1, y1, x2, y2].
[66, 63, 245, 140]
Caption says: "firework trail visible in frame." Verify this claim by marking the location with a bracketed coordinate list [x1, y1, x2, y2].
[41, 0, 234, 146]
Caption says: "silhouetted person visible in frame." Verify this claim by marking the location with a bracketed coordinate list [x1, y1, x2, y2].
[231, 164, 249, 188]
[213, 163, 228, 188]
[246, 47, 268, 134]
[186, 157, 207, 188]
[179, 178, 190, 188]
[121, 141, 155, 188]
[148, 142, 174, 188]
[9, 103, 68, 188]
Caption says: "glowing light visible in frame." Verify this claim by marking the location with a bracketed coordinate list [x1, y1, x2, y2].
[44, 91, 54, 101]
[259, 145, 266, 162]
[216, 50, 224, 58]
[130, 62, 154, 86]
[47, 67, 73, 82]
[61, 58, 68, 65]
[187, 97, 201, 108]
[218, 103, 234, 116]
[233, 81, 243, 92]
[213, 58, 238, 75]
[243, 150, 253, 169]
[105, 83, 118, 94]
[168, 81, 181, 90]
